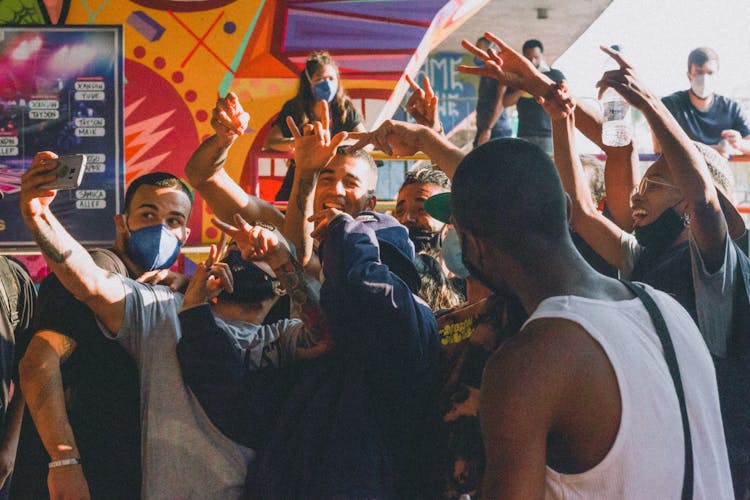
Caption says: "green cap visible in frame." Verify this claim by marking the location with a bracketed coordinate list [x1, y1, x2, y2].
[424, 192, 451, 224]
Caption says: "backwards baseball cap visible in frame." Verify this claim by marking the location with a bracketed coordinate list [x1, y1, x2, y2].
[355, 211, 421, 294]
[216, 248, 277, 304]
[424, 192, 451, 224]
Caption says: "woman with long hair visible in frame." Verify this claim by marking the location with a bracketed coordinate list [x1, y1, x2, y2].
[264, 51, 366, 200]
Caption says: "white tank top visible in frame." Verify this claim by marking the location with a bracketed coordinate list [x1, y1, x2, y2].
[523, 285, 733, 500]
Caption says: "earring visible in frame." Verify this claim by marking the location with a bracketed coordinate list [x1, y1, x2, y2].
[681, 211, 692, 227]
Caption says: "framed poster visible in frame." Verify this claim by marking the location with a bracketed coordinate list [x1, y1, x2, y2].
[0, 25, 123, 247]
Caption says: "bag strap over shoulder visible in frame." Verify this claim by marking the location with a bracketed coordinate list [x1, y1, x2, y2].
[621, 280, 693, 500]
[0, 257, 19, 330]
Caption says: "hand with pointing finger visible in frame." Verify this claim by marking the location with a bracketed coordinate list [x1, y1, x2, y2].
[308, 207, 345, 241]
[458, 32, 574, 119]
[182, 244, 234, 309]
[212, 214, 291, 269]
[405, 74, 442, 133]
[595, 46, 657, 111]
[348, 120, 427, 157]
[211, 92, 250, 147]
[286, 100, 348, 172]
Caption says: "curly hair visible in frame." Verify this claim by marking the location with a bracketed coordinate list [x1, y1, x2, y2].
[400, 166, 451, 192]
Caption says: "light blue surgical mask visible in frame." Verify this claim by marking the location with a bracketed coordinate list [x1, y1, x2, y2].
[312, 79, 338, 103]
[441, 226, 470, 279]
[126, 224, 182, 271]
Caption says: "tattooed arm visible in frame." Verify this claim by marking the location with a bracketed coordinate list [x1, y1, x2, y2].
[20, 152, 126, 334]
[215, 216, 330, 343]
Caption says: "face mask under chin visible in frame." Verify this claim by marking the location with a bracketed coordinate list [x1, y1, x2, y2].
[408, 226, 443, 254]
[633, 207, 685, 253]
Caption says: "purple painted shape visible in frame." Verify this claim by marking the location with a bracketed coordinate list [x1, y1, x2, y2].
[293, 0, 447, 24]
[127, 10, 166, 42]
[285, 10, 424, 51]
[289, 53, 411, 73]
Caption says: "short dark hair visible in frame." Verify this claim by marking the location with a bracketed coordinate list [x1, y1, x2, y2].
[124, 172, 194, 214]
[522, 39, 543, 53]
[688, 47, 719, 71]
[476, 36, 490, 46]
[452, 138, 568, 258]
[400, 166, 451, 192]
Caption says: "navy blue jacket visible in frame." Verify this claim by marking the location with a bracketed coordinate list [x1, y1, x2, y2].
[254, 214, 440, 499]
[178, 214, 440, 499]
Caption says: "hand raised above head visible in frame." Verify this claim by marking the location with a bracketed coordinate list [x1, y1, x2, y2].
[348, 119, 425, 157]
[212, 214, 291, 268]
[405, 74, 442, 133]
[20, 151, 60, 219]
[458, 36, 526, 90]
[595, 46, 656, 110]
[211, 92, 250, 145]
[286, 101, 348, 173]
[537, 80, 577, 121]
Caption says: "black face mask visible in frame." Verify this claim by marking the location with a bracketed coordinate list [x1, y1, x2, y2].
[633, 207, 685, 253]
[460, 232, 502, 296]
[408, 226, 442, 254]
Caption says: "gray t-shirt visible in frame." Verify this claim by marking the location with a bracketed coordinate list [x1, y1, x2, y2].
[621, 231, 737, 357]
[213, 315, 307, 370]
[100, 277, 254, 499]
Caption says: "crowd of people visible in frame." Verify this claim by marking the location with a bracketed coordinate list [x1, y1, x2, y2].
[0, 31, 748, 500]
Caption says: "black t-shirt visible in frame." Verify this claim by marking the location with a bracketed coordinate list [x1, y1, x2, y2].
[273, 98, 363, 138]
[475, 76, 512, 136]
[512, 68, 565, 138]
[662, 90, 750, 145]
[13, 249, 140, 499]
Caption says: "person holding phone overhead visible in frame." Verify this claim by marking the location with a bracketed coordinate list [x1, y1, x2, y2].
[264, 51, 366, 201]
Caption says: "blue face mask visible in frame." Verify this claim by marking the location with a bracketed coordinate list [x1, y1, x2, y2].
[312, 79, 338, 103]
[473, 56, 485, 67]
[126, 224, 183, 271]
[441, 226, 470, 279]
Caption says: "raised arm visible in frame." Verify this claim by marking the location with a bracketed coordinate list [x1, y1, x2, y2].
[404, 74, 443, 134]
[215, 215, 330, 346]
[349, 120, 464, 179]
[573, 94, 638, 230]
[544, 97, 624, 268]
[283, 102, 347, 268]
[597, 47, 727, 269]
[458, 32, 573, 120]
[20, 153, 125, 334]
[184, 93, 284, 229]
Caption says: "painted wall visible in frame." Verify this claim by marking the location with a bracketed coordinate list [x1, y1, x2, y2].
[1, 0, 487, 279]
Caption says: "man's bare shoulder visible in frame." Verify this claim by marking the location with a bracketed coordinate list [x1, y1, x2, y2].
[483, 317, 614, 411]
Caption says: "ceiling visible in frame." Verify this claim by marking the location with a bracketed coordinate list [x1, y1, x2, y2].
[437, 0, 614, 63]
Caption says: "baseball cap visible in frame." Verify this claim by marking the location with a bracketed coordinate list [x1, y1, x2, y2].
[217, 248, 277, 304]
[424, 192, 451, 224]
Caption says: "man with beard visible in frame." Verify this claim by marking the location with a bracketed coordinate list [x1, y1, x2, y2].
[359, 110, 733, 498]
[20, 159, 321, 498]
[394, 167, 451, 257]
[462, 32, 749, 497]
[15, 170, 191, 499]
[184, 93, 376, 279]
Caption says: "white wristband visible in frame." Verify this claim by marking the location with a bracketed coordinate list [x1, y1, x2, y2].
[49, 457, 81, 469]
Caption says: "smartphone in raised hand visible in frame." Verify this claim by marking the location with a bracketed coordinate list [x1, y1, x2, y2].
[41, 154, 87, 190]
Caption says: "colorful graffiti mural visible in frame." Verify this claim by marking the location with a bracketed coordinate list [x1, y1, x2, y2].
[1, 0, 487, 277]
